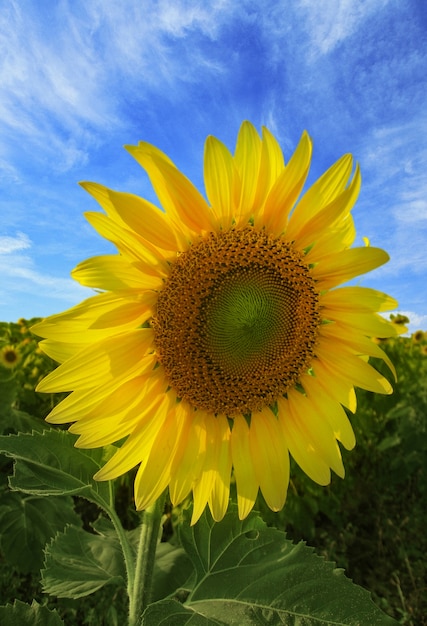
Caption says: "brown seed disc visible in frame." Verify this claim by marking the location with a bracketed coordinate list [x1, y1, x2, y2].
[153, 227, 321, 415]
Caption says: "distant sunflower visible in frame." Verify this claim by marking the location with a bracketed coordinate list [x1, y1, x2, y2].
[34, 122, 401, 523]
[0, 345, 21, 369]
[412, 330, 425, 343]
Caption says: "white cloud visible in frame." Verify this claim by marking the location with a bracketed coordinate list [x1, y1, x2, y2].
[2, 262, 88, 302]
[0, 231, 89, 313]
[0, 232, 31, 254]
[398, 311, 427, 332]
[357, 117, 427, 277]
[0, 159, 20, 183]
[296, 0, 391, 56]
[0, 0, 237, 175]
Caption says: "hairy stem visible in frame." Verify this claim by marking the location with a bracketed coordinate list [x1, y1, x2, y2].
[128, 493, 166, 626]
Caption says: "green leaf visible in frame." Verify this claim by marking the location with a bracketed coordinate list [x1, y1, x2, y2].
[0, 430, 111, 507]
[142, 505, 397, 626]
[152, 542, 194, 602]
[142, 599, 202, 625]
[0, 492, 80, 573]
[0, 599, 64, 625]
[42, 522, 126, 599]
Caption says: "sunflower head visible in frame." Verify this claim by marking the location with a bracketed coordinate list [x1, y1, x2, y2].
[33, 121, 400, 523]
[412, 330, 425, 343]
[0, 345, 21, 369]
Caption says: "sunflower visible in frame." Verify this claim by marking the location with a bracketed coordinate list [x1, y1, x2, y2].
[412, 330, 425, 343]
[0, 345, 21, 369]
[33, 122, 401, 523]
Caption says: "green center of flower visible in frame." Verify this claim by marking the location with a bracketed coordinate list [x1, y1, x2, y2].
[153, 227, 321, 415]
[204, 272, 293, 376]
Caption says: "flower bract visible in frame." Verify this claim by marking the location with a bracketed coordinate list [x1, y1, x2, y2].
[33, 122, 402, 523]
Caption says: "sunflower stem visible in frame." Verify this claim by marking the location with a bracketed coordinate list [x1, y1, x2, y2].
[103, 482, 137, 608]
[128, 493, 166, 626]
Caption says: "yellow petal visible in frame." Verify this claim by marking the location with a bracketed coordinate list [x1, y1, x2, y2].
[287, 388, 345, 476]
[72, 255, 163, 291]
[300, 373, 356, 450]
[252, 126, 285, 214]
[310, 357, 357, 412]
[263, 131, 312, 235]
[208, 414, 232, 522]
[249, 406, 290, 511]
[32, 290, 156, 346]
[231, 414, 259, 520]
[94, 392, 173, 481]
[82, 182, 179, 258]
[261, 126, 285, 180]
[305, 214, 356, 258]
[204, 135, 237, 228]
[70, 372, 166, 447]
[38, 339, 87, 363]
[84, 212, 170, 272]
[286, 153, 353, 234]
[319, 322, 397, 381]
[169, 409, 207, 506]
[105, 189, 185, 252]
[46, 370, 159, 425]
[79, 181, 117, 219]
[322, 310, 400, 339]
[126, 142, 213, 237]
[134, 400, 188, 511]
[278, 394, 332, 485]
[36, 329, 154, 392]
[289, 165, 361, 250]
[312, 247, 389, 289]
[316, 341, 393, 395]
[233, 121, 262, 224]
[191, 416, 220, 524]
[321, 287, 398, 313]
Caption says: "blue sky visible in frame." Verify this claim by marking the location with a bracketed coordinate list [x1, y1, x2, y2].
[0, 0, 426, 331]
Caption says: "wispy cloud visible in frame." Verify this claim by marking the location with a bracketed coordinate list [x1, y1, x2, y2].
[399, 311, 427, 332]
[0, 0, 425, 326]
[0, 231, 89, 321]
[0, 232, 31, 254]
[358, 118, 427, 278]
[0, 0, 234, 174]
[296, 0, 392, 56]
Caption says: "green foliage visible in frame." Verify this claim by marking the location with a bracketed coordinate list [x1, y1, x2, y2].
[42, 521, 126, 598]
[0, 429, 112, 504]
[0, 492, 80, 573]
[0, 600, 64, 625]
[151, 542, 193, 603]
[143, 505, 396, 625]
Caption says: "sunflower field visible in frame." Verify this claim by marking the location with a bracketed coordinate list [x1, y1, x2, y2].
[0, 315, 425, 625]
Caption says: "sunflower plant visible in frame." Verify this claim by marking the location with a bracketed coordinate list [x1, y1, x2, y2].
[0, 123, 401, 625]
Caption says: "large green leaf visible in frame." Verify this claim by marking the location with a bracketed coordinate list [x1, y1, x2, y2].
[142, 506, 397, 625]
[42, 522, 126, 599]
[0, 430, 111, 507]
[0, 600, 64, 625]
[152, 542, 194, 603]
[0, 491, 80, 573]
